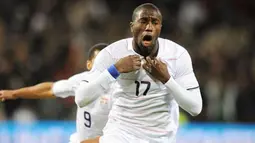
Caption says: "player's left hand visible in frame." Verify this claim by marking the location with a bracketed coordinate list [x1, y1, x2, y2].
[142, 56, 170, 84]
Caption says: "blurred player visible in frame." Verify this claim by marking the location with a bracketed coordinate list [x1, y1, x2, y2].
[0, 43, 112, 143]
[76, 3, 202, 143]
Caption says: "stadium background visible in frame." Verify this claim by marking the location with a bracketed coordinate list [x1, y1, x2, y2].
[0, 0, 255, 142]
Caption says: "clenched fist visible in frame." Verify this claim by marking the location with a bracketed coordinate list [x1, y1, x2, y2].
[115, 55, 141, 73]
[142, 57, 170, 84]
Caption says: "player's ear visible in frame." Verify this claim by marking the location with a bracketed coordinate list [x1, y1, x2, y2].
[130, 22, 134, 33]
[86, 60, 92, 70]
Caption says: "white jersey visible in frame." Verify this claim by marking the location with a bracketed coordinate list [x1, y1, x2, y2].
[52, 72, 113, 142]
[91, 37, 199, 142]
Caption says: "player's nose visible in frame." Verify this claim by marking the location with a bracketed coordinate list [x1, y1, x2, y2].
[145, 23, 153, 32]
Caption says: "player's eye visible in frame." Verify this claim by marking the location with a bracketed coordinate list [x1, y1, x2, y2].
[152, 20, 159, 25]
[139, 20, 147, 24]
[139, 18, 148, 24]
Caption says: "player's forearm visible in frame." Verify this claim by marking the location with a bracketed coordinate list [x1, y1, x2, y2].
[13, 82, 55, 99]
[75, 70, 115, 107]
[165, 78, 202, 116]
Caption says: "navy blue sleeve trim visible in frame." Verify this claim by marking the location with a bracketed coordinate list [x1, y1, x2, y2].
[81, 80, 89, 83]
[187, 86, 199, 90]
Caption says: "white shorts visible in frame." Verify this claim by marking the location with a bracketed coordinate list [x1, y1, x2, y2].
[69, 132, 79, 143]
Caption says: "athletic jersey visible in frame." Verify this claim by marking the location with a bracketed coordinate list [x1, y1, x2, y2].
[52, 72, 113, 141]
[90, 37, 199, 142]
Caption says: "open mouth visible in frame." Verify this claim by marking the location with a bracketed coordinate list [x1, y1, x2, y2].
[142, 35, 153, 47]
[143, 35, 153, 41]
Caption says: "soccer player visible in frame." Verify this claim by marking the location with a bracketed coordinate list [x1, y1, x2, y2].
[76, 3, 202, 143]
[0, 43, 112, 143]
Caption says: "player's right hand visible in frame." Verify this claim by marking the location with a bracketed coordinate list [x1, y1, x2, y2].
[0, 90, 17, 101]
[114, 55, 141, 73]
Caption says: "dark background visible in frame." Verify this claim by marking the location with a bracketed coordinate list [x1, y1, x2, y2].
[0, 0, 255, 123]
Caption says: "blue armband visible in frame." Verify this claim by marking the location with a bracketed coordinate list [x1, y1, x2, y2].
[107, 65, 120, 79]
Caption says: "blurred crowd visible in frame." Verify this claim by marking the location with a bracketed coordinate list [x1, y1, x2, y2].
[0, 0, 255, 123]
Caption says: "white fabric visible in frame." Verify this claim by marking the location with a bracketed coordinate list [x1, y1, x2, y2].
[76, 92, 113, 141]
[173, 50, 199, 89]
[164, 48, 202, 116]
[78, 37, 201, 142]
[52, 71, 90, 98]
[75, 69, 116, 107]
[99, 120, 150, 143]
[52, 71, 114, 142]
[100, 119, 175, 143]
[165, 77, 202, 116]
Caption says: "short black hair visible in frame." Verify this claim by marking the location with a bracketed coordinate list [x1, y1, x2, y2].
[88, 43, 108, 60]
[132, 3, 162, 22]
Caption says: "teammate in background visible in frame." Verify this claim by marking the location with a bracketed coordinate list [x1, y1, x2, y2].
[0, 43, 112, 143]
[76, 3, 202, 143]
[0, 42, 146, 143]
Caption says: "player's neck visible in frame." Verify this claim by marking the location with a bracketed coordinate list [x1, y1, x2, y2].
[133, 40, 159, 58]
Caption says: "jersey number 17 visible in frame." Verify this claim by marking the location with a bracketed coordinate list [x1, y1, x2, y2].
[135, 81, 151, 96]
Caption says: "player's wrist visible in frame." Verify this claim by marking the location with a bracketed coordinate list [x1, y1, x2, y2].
[10, 90, 18, 99]
[114, 62, 125, 73]
[163, 76, 171, 85]
[107, 64, 120, 79]
[161, 75, 171, 84]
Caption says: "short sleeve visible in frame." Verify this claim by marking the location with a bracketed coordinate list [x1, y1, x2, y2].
[174, 50, 199, 89]
[52, 72, 89, 98]
[52, 80, 76, 98]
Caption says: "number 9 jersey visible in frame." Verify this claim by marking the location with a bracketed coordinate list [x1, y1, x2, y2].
[76, 84, 114, 141]
[52, 71, 114, 142]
